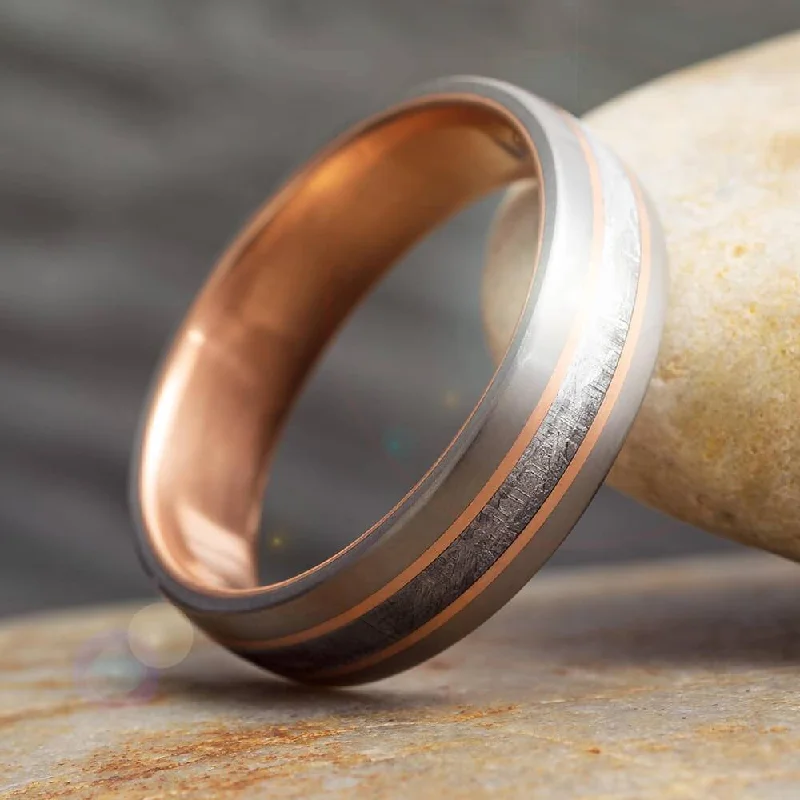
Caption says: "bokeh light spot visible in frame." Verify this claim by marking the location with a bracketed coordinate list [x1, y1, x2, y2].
[443, 389, 460, 409]
[128, 602, 195, 670]
[75, 631, 156, 706]
[269, 532, 286, 549]
[383, 427, 411, 459]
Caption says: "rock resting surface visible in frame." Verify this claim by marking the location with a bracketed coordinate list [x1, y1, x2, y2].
[484, 32, 800, 560]
[2, 554, 800, 798]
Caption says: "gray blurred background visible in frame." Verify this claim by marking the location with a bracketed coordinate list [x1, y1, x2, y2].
[3, 1, 798, 617]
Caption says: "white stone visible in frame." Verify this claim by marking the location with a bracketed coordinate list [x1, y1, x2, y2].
[484, 33, 800, 559]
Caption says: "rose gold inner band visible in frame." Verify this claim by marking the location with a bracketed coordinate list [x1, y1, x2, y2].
[139, 99, 538, 594]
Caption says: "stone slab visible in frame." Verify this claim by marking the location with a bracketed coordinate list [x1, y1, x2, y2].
[2, 555, 800, 798]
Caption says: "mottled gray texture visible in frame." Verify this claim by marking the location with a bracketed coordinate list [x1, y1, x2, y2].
[4, 1, 798, 615]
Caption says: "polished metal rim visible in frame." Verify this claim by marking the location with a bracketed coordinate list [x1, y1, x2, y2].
[131, 76, 666, 685]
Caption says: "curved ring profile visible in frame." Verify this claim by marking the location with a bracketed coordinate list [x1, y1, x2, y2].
[131, 76, 666, 685]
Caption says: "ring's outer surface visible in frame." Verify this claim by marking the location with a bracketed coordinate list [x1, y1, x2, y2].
[131, 76, 666, 685]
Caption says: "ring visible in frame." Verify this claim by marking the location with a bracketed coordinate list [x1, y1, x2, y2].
[131, 76, 666, 685]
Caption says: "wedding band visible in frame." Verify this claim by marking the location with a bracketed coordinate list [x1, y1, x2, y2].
[131, 76, 666, 685]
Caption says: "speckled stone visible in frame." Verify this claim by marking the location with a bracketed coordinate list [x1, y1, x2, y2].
[484, 33, 800, 559]
[2, 555, 800, 798]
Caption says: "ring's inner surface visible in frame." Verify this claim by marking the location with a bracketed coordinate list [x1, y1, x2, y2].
[140, 99, 538, 593]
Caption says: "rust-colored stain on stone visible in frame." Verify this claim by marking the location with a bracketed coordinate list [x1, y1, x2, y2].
[12, 706, 521, 799]
[3, 555, 800, 798]
[61, 721, 352, 797]
[0, 700, 92, 730]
